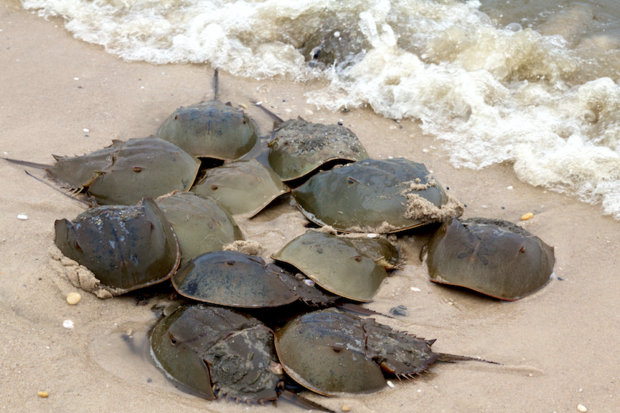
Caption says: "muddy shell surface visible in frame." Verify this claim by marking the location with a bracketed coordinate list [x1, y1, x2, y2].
[172, 251, 338, 308]
[271, 230, 399, 302]
[53, 198, 180, 294]
[292, 158, 461, 233]
[191, 159, 289, 217]
[86, 138, 200, 205]
[157, 100, 259, 160]
[150, 304, 282, 402]
[274, 308, 440, 397]
[155, 192, 244, 266]
[268, 118, 369, 182]
[424, 217, 556, 300]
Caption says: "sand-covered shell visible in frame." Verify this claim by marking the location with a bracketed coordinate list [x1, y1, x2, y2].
[274, 308, 441, 397]
[424, 217, 556, 300]
[150, 304, 282, 402]
[171, 251, 338, 308]
[155, 192, 243, 265]
[268, 118, 368, 182]
[54, 198, 180, 295]
[191, 159, 289, 217]
[157, 100, 259, 160]
[271, 230, 399, 302]
[292, 158, 463, 233]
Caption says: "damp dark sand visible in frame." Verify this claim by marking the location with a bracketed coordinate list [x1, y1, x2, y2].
[1, 2, 619, 412]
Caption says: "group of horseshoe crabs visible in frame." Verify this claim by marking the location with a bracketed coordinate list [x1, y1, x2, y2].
[4, 70, 555, 409]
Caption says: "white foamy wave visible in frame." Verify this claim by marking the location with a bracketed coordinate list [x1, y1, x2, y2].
[22, 0, 620, 218]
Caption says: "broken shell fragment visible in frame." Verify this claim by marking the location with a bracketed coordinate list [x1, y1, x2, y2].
[272, 230, 399, 302]
[191, 159, 289, 217]
[267, 118, 369, 182]
[292, 158, 462, 233]
[53, 198, 180, 295]
[156, 192, 243, 265]
[424, 217, 555, 300]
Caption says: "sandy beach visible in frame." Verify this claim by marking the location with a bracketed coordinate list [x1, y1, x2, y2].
[1, 1, 619, 412]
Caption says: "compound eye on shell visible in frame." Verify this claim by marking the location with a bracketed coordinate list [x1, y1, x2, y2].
[211, 184, 218, 190]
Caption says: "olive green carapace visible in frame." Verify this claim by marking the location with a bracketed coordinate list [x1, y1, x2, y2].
[268, 118, 369, 181]
[272, 230, 399, 302]
[150, 304, 283, 402]
[156, 192, 244, 265]
[87, 138, 201, 205]
[292, 158, 459, 233]
[172, 251, 298, 308]
[424, 217, 556, 300]
[53, 198, 180, 294]
[191, 159, 289, 217]
[157, 100, 259, 160]
[274, 308, 440, 397]
[172, 251, 339, 308]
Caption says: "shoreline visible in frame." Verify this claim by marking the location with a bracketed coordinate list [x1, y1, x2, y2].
[1, 3, 619, 413]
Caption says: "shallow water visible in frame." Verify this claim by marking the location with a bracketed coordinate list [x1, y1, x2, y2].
[21, 0, 620, 218]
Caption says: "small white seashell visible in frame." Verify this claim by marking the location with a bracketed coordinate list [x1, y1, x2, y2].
[73, 77, 79, 80]
[387, 380, 395, 388]
[577, 405, 587, 412]
[410, 287, 421, 292]
[63, 320, 74, 329]
[507, 186, 513, 190]
[255, 101, 262, 106]
[334, 31, 340, 38]
[17, 214, 28, 220]
[366, 234, 378, 238]
[304, 279, 315, 287]
[83, 128, 89, 133]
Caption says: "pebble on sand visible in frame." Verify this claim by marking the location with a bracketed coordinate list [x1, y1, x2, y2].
[66, 292, 82, 305]
[37, 391, 49, 398]
[577, 405, 587, 412]
[17, 214, 28, 220]
[341, 406, 351, 412]
[63, 320, 74, 329]
[521, 212, 534, 221]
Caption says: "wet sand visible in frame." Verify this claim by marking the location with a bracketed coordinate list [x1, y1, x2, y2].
[1, 2, 619, 412]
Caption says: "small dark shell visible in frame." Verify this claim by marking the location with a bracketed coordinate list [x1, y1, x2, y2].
[150, 304, 282, 402]
[424, 217, 556, 300]
[172, 251, 338, 308]
[292, 158, 462, 233]
[191, 159, 289, 217]
[157, 100, 259, 160]
[274, 308, 440, 397]
[268, 119, 369, 181]
[86, 138, 201, 205]
[54, 198, 180, 294]
[272, 230, 399, 302]
[155, 192, 244, 265]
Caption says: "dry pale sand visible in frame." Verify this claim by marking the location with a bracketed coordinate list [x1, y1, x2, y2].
[1, 2, 619, 412]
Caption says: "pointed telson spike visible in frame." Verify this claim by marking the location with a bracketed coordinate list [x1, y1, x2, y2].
[24, 171, 91, 207]
[252, 101, 284, 126]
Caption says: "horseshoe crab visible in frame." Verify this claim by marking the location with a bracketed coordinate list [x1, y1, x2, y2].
[157, 70, 259, 161]
[155, 192, 244, 265]
[171, 251, 338, 308]
[267, 118, 369, 182]
[191, 159, 289, 217]
[275, 308, 492, 397]
[3, 138, 201, 206]
[292, 158, 463, 233]
[151, 304, 334, 411]
[423, 217, 556, 300]
[271, 230, 400, 302]
[54, 198, 180, 295]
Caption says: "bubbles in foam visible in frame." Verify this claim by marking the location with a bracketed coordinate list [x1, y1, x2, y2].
[22, 0, 620, 218]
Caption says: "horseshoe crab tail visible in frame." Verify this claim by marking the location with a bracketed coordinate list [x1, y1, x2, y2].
[437, 352, 500, 365]
[253, 101, 284, 128]
[279, 389, 334, 413]
[336, 302, 394, 319]
[24, 171, 91, 207]
[2, 157, 51, 169]
[213, 68, 219, 101]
